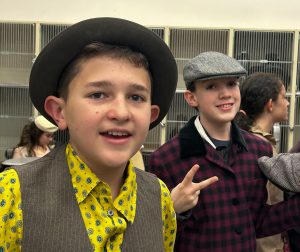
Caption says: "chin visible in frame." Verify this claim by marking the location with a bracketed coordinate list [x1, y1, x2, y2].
[107, 155, 131, 167]
[220, 117, 235, 123]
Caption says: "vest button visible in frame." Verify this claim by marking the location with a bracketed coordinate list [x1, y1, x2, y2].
[107, 209, 114, 216]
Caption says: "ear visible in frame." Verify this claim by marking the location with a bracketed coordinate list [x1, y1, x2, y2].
[150, 105, 160, 123]
[184, 90, 199, 108]
[266, 99, 273, 112]
[44, 96, 68, 130]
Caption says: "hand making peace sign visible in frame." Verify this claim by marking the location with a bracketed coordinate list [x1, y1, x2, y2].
[171, 164, 219, 214]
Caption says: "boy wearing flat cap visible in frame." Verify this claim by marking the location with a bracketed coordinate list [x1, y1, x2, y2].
[0, 18, 177, 251]
[149, 51, 300, 251]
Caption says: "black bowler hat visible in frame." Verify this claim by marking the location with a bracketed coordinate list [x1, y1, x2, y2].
[29, 17, 178, 129]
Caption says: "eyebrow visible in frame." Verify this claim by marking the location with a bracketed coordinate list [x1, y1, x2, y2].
[87, 81, 150, 93]
[130, 83, 150, 93]
[87, 81, 111, 88]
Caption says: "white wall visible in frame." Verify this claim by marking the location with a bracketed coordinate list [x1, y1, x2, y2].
[2, 0, 300, 29]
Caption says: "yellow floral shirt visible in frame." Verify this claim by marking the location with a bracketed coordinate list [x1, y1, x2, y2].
[0, 144, 176, 251]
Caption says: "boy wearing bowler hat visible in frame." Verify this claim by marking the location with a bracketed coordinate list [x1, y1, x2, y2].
[0, 18, 177, 251]
[149, 51, 300, 251]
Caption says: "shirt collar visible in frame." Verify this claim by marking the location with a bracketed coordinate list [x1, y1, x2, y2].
[114, 160, 137, 223]
[179, 116, 247, 158]
[194, 117, 216, 149]
[66, 144, 100, 203]
[66, 144, 137, 223]
[250, 125, 276, 147]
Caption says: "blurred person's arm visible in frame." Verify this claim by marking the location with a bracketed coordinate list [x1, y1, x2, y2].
[12, 147, 23, 159]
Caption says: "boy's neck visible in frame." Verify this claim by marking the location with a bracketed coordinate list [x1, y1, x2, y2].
[91, 165, 126, 200]
[199, 116, 231, 141]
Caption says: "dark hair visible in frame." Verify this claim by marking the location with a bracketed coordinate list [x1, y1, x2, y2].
[58, 42, 152, 100]
[235, 72, 283, 131]
[15, 122, 45, 157]
[187, 82, 196, 92]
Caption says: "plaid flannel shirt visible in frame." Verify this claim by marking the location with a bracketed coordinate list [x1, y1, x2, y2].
[149, 116, 300, 252]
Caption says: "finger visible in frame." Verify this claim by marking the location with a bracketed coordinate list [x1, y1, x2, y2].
[182, 164, 200, 186]
[193, 176, 219, 191]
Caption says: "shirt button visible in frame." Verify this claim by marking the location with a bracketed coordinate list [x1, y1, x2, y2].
[232, 198, 239, 205]
[107, 210, 114, 216]
[235, 227, 243, 234]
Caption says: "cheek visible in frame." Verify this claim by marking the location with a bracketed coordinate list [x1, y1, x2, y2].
[235, 91, 241, 104]
[136, 108, 152, 129]
[40, 136, 47, 144]
[69, 115, 98, 135]
[65, 105, 94, 128]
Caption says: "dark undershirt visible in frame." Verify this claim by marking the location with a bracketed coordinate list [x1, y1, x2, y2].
[203, 129, 231, 163]
[210, 137, 230, 163]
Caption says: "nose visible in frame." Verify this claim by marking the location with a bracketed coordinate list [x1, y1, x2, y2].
[107, 97, 130, 121]
[219, 85, 231, 99]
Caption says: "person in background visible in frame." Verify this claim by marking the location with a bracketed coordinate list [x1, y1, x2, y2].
[235, 72, 290, 251]
[149, 52, 300, 252]
[0, 17, 177, 251]
[12, 115, 58, 158]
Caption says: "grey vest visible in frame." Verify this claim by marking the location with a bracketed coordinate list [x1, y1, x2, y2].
[13, 145, 164, 251]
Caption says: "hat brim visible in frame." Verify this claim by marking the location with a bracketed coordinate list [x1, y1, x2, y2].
[29, 17, 178, 129]
[187, 73, 245, 87]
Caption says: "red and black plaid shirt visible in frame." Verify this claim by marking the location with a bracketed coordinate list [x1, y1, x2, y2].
[149, 116, 300, 252]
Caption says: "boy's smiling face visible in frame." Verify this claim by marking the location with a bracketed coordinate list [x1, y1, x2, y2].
[185, 77, 241, 128]
[46, 56, 159, 171]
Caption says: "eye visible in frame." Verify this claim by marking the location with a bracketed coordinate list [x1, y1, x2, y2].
[205, 84, 215, 90]
[89, 92, 106, 99]
[129, 94, 145, 102]
[228, 80, 239, 87]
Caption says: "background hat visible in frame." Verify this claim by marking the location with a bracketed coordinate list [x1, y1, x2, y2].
[34, 115, 58, 133]
[258, 154, 300, 193]
[29, 17, 178, 129]
[183, 51, 247, 88]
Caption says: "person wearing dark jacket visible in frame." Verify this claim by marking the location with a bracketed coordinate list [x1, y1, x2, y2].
[149, 51, 300, 252]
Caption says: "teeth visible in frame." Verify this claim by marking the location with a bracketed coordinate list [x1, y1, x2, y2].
[220, 104, 232, 108]
[107, 131, 128, 136]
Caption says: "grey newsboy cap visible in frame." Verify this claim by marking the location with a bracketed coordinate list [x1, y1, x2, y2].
[183, 51, 247, 88]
